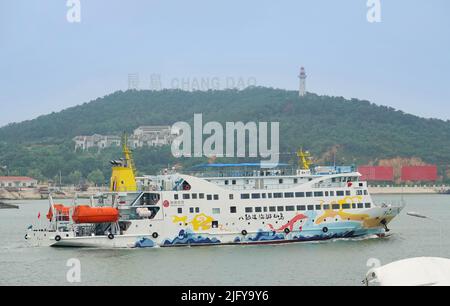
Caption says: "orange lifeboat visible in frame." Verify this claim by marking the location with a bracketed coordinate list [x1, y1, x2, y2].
[72, 206, 119, 224]
[47, 204, 71, 221]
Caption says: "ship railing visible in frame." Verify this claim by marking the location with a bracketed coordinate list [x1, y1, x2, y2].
[186, 168, 300, 178]
[313, 183, 348, 189]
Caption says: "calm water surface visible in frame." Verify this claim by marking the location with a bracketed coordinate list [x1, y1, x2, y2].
[0, 194, 449, 286]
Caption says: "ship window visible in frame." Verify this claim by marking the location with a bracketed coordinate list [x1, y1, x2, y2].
[207, 195, 212, 200]
[352, 203, 356, 209]
[365, 203, 371, 208]
[274, 193, 283, 198]
[255, 207, 262, 213]
[245, 207, 253, 213]
[359, 183, 363, 187]
[277, 206, 284, 212]
[174, 194, 179, 200]
[330, 191, 335, 196]
[232, 180, 236, 185]
[229, 194, 234, 200]
[199, 193, 205, 199]
[183, 194, 190, 200]
[364, 190, 368, 195]
[295, 192, 305, 198]
[177, 208, 183, 214]
[140, 193, 160, 206]
[332, 204, 340, 210]
[268, 193, 273, 198]
[356, 190, 363, 195]
[358, 203, 364, 209]
[225, 180, 229, 185]
[269, 206, 276, 212]
[279, 179, 283, 184]
[336, 191, 344, 196]
[325, 191, 329, 196]
[294, 179, 298, 184]
[307, 205, 314, 211]
[284, 192, 294, 198]
[315, 205, 321, 210]
[252, 193, 261, 199]
[214, 194, 219, 200]
[195, 207, 200, 213]
[192, 193, 197, 199]
[297, 205, 306, 211]
[230, 206, 237, 213]
[212, 221, 219, 229]
[306, 192, 313, 197]
[323, 204, 330, 210]
[286, 206, 295, 211]
[314, 192, 324, 197]
[342, 204, 351, 209]
[262, 193, 267, 199]
[189, 207, 194, 213]
[263, 207, 268, 212]
[241, 194, 250, 199]
[212, 208, 220, 214]
[346, 191, 351, 196]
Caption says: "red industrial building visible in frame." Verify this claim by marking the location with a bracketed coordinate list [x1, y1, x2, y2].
[358, 166, 394, 181]
[401, 166, 438, 182]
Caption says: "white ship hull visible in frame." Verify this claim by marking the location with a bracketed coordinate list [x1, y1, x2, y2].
[26, 170, 404, 249]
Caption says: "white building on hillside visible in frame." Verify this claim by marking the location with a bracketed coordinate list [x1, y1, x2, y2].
[0, 176, 38, 188]
[73, 126, 179, 151]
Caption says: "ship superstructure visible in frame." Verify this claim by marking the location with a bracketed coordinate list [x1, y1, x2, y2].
[25, 148, 403, 248]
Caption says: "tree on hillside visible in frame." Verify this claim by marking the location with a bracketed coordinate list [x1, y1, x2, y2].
[26, 169, 45, 182]
[68, 171, 82, 185]
[87, 169, 105, 186]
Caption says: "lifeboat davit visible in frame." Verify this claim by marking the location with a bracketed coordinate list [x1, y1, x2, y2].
[72, 206, 119, 224]
[47, 204, 71, 221]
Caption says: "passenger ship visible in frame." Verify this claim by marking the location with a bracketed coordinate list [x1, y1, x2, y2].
[25, 146, 403, 248]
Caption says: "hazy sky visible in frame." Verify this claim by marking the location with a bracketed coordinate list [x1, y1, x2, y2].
[1, 0, 449, 127]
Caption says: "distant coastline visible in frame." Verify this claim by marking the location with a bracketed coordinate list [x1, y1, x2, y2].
[0, 201, 19, 209]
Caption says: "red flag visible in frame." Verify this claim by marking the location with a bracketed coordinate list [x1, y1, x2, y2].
[38, 212, 41, 219]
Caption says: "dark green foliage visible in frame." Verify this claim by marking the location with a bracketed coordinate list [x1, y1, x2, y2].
[0, 87, 449, 181]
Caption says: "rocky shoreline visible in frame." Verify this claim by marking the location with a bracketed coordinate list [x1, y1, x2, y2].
[0, 201, 19, 209]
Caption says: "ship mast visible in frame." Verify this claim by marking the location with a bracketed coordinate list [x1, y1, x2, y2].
[297, 148, 312, 170]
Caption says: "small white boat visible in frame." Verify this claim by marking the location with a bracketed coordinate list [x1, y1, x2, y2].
[364, 257, 450, 286]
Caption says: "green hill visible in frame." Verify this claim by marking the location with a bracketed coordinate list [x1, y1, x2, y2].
[0, 87, 449, 182]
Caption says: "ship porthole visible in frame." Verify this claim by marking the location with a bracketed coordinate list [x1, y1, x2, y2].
[284, 228, 290, 234]
[322, 227, 329, 233]
[152, 232, 159, 239]
[108, 233, 115, 240]
[55, 235, 61, 242]
[241, 230, 248, 236]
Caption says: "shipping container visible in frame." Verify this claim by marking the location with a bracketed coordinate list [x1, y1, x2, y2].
[358, 166, 394, 181]
[401, 166, 437, 182]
